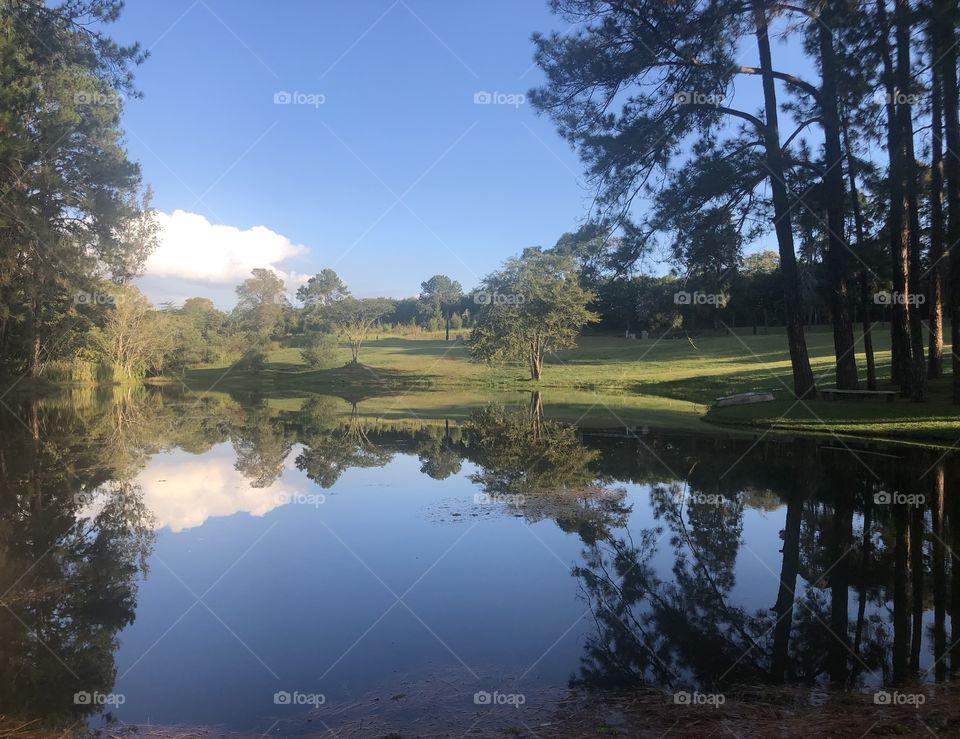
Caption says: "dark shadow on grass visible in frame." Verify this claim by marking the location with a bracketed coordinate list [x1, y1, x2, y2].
[182, 360, 441, 404]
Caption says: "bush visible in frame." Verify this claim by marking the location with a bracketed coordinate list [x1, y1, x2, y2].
[237, 339, 271, 373]
[301, 332, 340, 369]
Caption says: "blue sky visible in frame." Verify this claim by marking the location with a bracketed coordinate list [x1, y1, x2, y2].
[112, 1, 836, 309]
[114, 0, 593, 307]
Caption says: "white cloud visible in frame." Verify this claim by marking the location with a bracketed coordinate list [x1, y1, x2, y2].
[133, 444, 303, 532]
[144, 209, 309, 289]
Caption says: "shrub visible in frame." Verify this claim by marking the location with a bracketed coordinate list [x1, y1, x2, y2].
[301, 332, 341, 369]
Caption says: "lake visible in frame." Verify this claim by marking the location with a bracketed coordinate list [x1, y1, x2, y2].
[0, 386, 955, 736]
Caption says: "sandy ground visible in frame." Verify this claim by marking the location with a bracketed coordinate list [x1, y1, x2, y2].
[6, 680, 959, 739]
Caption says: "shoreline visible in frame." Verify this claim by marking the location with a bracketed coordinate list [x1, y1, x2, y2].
[8, 681, 957, 738]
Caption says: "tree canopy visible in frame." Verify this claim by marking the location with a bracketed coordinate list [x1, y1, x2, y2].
[469, 250, 598, 380]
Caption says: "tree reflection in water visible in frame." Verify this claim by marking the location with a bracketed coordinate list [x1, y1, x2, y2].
[0, 394, 155, 729]
[295, 397, 394, 488]
[2, 388, 959, 734]
[570, 435, 959, 693]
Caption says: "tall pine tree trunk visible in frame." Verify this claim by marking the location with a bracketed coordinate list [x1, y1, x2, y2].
[928, 10, 946, 378]
[878, 0, 914, 394]
[937, 0, 960, 402]
[753, 0, 817, 399]
[818, 2, 859, 389]
[895, 0, 928, 400]
[842, 119, 878, 389]
[26, 260, 43, 379]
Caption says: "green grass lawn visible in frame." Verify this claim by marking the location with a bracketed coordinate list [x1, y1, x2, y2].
[176, 325, 960, 444]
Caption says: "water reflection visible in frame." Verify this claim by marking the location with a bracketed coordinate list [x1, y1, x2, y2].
[0, 387, 958, 734]
[571, 434, 956, 692]
[295, 398, 394, 488]
[0, 390, 155, 729]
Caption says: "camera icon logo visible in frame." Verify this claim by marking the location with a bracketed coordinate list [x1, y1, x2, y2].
[274, 91, 292, 105]
[474, 690, 492, 705]
[473, 91, 492, 105]
[274, 691, 292, 704]
[674, 291, 692, 305]
[673, 690, 691, 705]
[874, 491, 891, 504]
[74, 691, 92, 705]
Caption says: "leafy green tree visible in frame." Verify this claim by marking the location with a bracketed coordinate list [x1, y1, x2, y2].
[419, 274, 463, 340]
[234, 268, 287, 339]
[297, 268, 350, 308]
[180, 297, 227, 337]
[739, 251, 782, 334]
[469, 250, 598, 380]
[325, 297, 394, 364]
[384, 297, 422, 328]
[634, 276, 682, 335]
[90, 285, 172, 380]
[300, 332, 341, 369]
[173, 297, 230, 365]
[0, 0, 153, 378]
[549, 224, 623, 285]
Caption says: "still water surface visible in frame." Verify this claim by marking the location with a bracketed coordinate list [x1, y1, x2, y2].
[0, 387, 954, 734]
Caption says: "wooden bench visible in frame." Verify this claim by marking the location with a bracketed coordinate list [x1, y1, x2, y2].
[820, 388, 897, 403]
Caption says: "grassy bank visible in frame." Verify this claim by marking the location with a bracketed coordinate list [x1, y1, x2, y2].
[173, 325, 960, 443]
